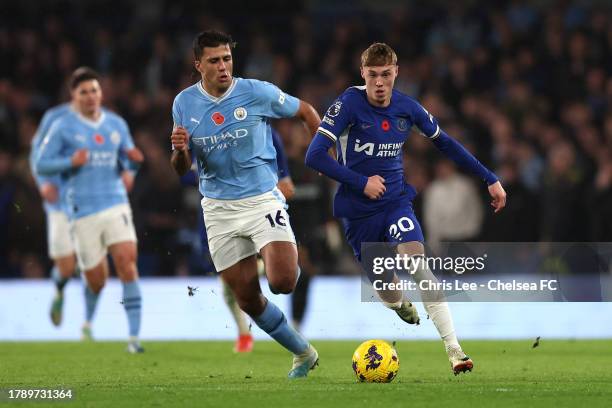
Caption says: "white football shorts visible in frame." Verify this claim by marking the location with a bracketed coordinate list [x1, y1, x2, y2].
[47, 210, 75, 259]
[71, 203, 137, 271]
[202, 188, 296, 271]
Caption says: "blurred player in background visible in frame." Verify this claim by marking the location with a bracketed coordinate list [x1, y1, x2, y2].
[36, 67, 145, 353]
[306, 43, 506, 374]
[29, 103, 77, 327]
[170, 30, 321, 378]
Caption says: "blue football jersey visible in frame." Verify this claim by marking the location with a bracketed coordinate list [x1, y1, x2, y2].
[29, 103, 72, 213]
[172, 78, 300, 200]
[317, 86, 440, 219]
[36, 108, 135, 219]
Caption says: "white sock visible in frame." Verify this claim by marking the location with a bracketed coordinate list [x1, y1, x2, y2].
[423, 301, 459, 350]
[412, 265, 460, 350]
[222, 280, 250, 335]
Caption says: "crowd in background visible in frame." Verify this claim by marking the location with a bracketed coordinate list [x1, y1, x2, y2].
[1, 0, 611, 278]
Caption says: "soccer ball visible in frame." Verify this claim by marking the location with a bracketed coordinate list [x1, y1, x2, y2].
[352, 339, 399, 383]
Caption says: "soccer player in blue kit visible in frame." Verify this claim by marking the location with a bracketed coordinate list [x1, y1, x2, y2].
[170, 30, 322, 378]
[306, 43, 507, 374]
[36, 67, 145, 353]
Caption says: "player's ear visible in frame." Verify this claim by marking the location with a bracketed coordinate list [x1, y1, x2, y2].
[194, 60, 202, 74]
[360, 66, 365, 80]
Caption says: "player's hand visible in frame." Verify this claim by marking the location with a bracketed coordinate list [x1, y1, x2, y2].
[71, 149, 89, 167]
[364, 175, 386, 200]
[126, 147, 144, 163]
[171, 126, 190, 152]
[121, 171, 135, 193]
[488, 181, 507, 213]
[39, 182, 58, 203]
[277, 178, 295, 200]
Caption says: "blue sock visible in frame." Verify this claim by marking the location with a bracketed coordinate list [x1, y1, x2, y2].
[254, 299, 309, 355]
[122, 281, 142, 338]
[52, 266, 69, 292]
[84, 286, 99, 323]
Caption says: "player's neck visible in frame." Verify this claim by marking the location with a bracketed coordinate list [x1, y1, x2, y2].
[366, 92, 391, 108]
[201, 79, 232, 98]
[78, 108, 102, 122]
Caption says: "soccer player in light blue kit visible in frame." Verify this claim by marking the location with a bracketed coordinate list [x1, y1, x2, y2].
[191, 128, 295, 354]
[170, 30, 321, 378]
[29, 103, 79, 327]
[306, 43, 507, 374]
[36, 67, 145, 353]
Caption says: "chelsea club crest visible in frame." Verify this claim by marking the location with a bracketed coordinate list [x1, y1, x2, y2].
[397, 118, 408, 131]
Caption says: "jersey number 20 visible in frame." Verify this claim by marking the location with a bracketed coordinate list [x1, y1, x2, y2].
[389, 217, 414, 240]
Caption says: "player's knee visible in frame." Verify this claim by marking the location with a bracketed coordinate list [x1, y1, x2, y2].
[268, 274, 296, 295]
[118, 268, 138, 283]
[57, 264, 76, 279]
[265, 257, 299, 294]
[114, 253, 137, 277]
[55, 255, 77, 278]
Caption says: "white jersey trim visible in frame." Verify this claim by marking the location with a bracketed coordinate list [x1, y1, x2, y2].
[429, 125, 441, 139]
[413, 124, 441, 139]
[197, 78, 238, 104]
[74, 109, 106, 129]
[317, 127, 337, 141]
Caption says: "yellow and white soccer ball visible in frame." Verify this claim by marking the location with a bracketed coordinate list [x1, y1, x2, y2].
[352, 339, 399, 383]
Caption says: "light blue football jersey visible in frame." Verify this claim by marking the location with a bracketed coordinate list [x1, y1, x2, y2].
[29, 103, 72, 213]
[172, 78, 300, 199]
[36, 108, 135, 219]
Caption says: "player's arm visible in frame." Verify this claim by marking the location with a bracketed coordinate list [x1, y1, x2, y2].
[432, 133, 506, 212]
[293, 100, 321, 140]
[116, 118, 144, 192]
[35, 124, 88, 176]
[305, 96, 385, 199]
[29, 111, 52, 185]
[169, 98, 192, 176]
[120, 148, 144, 192]
[412, 103, 506, 212]
[170, 126, 192, 176]
[258, 80, 321, 138]
[305, 134, 386, 199]
[30, 113, 60, 202]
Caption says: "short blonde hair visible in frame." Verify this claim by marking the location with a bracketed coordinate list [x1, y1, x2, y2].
[360, 43, 397, 67]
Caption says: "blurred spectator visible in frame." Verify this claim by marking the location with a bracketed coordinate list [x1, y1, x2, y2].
[540, 140, 588, 241]
[423, 160, 484, 248]
[480, 159, 539, 241]
[0, 0, 611, 277]
[131, 132, 183, 276]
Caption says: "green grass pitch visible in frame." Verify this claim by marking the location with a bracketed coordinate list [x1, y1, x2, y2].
[1, 340, 611, 407]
